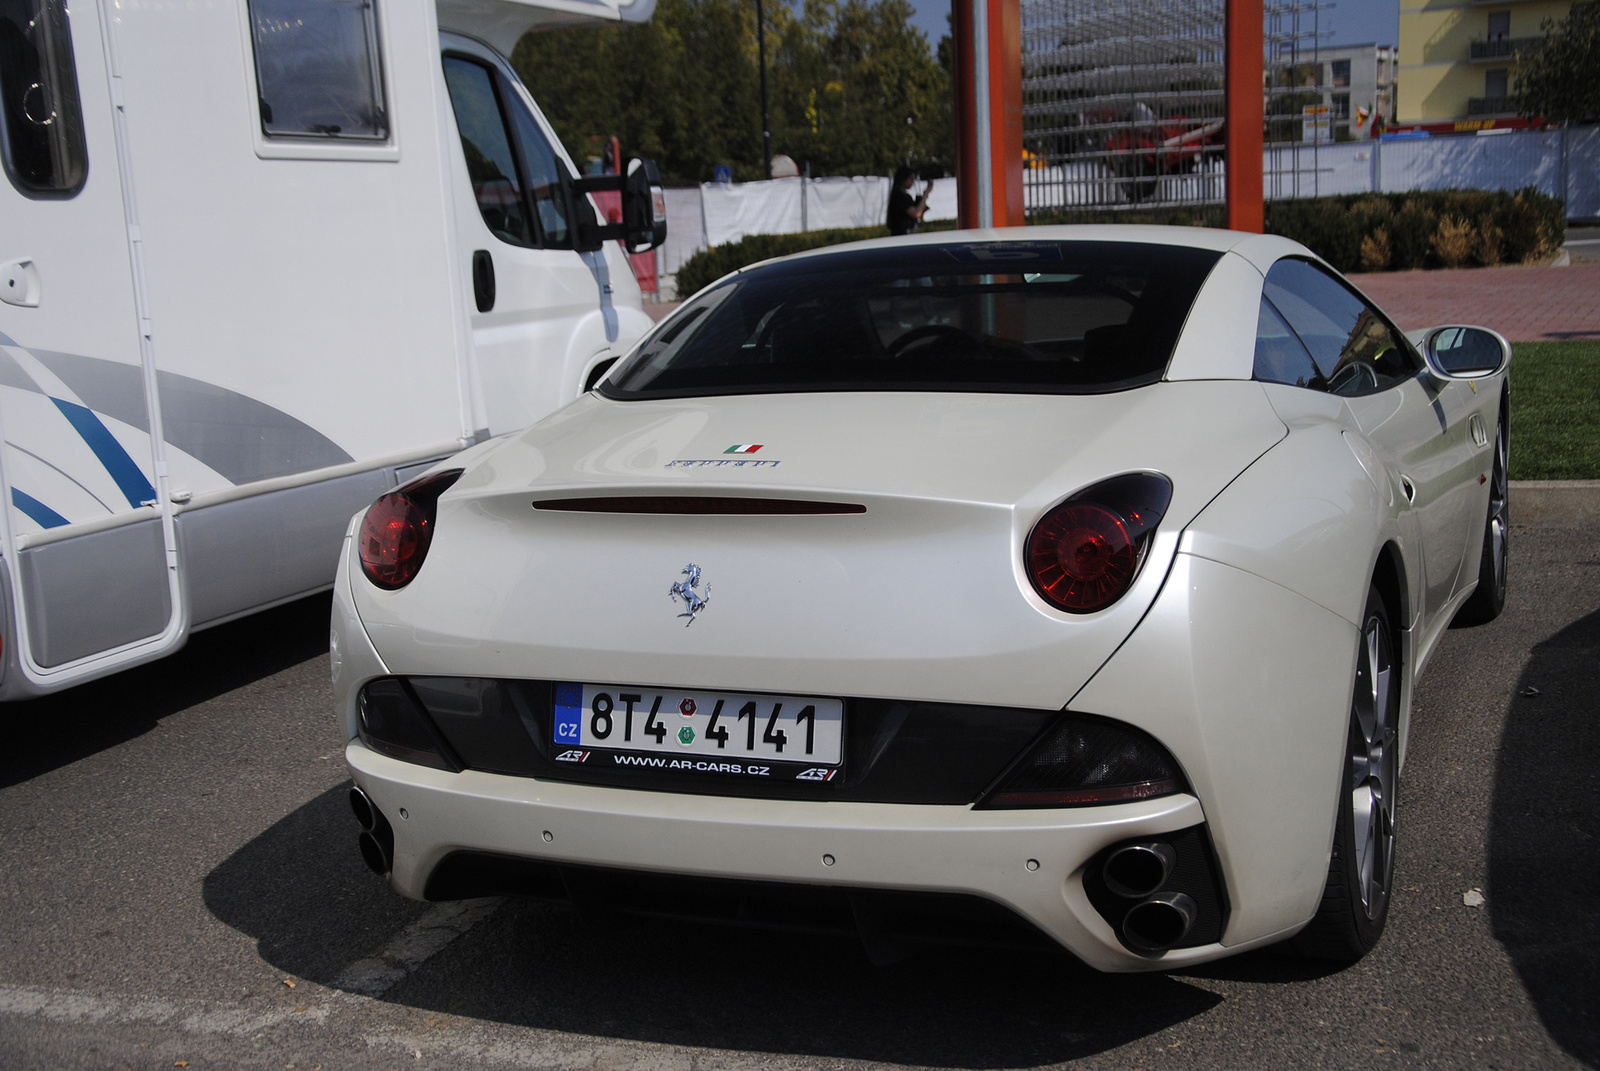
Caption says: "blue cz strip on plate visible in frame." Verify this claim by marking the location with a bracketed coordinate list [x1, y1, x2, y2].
[553, 682, 582, 744]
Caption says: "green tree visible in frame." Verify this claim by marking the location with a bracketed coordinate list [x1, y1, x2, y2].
[511, 0, 952, 184]
[1516, 1, 1600, 124]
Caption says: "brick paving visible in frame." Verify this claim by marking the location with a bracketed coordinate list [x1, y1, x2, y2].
[1348, 263, 1600, 342]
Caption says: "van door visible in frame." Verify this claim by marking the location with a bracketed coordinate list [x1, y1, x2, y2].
[439, 34, 635, 435]
[0, 0, 181, 686]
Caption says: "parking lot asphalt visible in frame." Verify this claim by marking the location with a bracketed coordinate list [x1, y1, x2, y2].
[0, 517, 1595, 1070]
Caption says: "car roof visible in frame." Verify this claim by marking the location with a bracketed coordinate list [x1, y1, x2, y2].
[743, 225, 1311, 277]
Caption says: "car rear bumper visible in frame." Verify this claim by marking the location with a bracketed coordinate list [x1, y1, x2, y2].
[345, 740, 1294, 972]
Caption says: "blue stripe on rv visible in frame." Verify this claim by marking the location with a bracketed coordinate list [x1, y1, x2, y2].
[49, 397, 158, 508]
[12, 489, 69, 529]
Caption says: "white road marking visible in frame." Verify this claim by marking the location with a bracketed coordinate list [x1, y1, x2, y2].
[0, 982, 332, 1036]
[334, 897, 504, 996]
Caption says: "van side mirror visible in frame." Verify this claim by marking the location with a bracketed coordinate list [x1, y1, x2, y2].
[1420, 325, 1510, 381]
[570, 157, 668, 254]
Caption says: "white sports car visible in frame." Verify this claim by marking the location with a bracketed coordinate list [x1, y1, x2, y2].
[331, 226, 1511, 971]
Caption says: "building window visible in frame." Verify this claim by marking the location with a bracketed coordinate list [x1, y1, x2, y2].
[1331, 60, 1351, 87]
[248, 0, 388, 140]
[0, 0, 88, 196]
[1485, 68, 1509, 98]
[1333, 93, 1351, 119]
[1487, 11, 1510, 40]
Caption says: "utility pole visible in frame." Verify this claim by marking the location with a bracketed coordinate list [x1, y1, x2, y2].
[755, 0, 773, 180]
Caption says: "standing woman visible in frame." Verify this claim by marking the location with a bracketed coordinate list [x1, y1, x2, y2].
[887, 166, 929, 235]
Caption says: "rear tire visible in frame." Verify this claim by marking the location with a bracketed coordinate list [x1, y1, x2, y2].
[1452, 403, 1509, 627]
[1294, 584, 1399, 961]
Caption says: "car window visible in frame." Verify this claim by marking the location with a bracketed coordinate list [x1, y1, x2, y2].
[1262, 258, 1418, 396]
[442, 57, 535, 247]
[0, 0, 88, 196]
[248, 0, 388, 140]
[603, 241, 1223, 399]
[1253, 295, 1323, 390]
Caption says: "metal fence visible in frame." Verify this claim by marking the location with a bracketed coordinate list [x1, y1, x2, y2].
[1021, 0, 1349, 214]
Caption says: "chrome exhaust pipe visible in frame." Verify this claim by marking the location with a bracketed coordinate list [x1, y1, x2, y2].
[1122, 892, 1197, 953]
[358, 830, 389, 875]
[1103, 841, 1177, 899]
[349, 786, 376, 831]
[349, 786, 393, 875]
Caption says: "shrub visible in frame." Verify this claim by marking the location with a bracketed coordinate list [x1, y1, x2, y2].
[1431, 216, 1475, 267]
[1359, 228, 1393, 271]
[1265, 187, 1565, 272]
[1474, 216, 1504, 265]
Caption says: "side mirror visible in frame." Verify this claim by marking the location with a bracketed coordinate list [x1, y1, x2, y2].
[621, 158, 668, 254]
[1420, 325, 1510, 381]
[569, 157, 668, 254]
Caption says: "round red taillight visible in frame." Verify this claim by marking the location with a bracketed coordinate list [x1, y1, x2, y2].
[1027, 501, 1139, 613]
[359, 493, 431, 590]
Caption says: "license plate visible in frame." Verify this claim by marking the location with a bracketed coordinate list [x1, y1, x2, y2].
[552, 683, 844, 776]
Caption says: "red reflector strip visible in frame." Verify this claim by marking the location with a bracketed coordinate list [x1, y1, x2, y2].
[533, 497, 865, 515]
[986, 779, 1181, 808]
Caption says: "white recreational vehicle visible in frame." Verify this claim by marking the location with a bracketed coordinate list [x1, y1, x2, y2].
[0, 0, 665, 697]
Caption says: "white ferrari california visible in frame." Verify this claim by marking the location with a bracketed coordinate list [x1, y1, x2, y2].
[332, 226, 1511, 972]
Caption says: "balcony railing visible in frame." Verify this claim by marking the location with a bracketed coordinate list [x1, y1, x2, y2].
[1467, 95, 1518, 115]
[1469, 36, 1545, 60]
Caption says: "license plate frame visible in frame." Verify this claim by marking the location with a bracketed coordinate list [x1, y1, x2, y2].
[552, 682, 845, 783]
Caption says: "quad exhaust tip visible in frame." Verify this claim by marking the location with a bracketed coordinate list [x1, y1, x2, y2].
[1121, 891, 1197, 953]
[349, 786, 393, 876]
[1103, 841, 1177, 900]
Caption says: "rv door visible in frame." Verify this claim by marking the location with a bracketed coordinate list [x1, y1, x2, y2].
[439, 33, 653, 434]
[0, 0, 183, 691]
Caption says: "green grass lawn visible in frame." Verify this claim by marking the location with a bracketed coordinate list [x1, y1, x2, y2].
[1508, 341, 1600, 480]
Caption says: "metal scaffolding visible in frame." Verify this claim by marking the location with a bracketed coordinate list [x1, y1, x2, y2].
[1021, 0, 1328, 215]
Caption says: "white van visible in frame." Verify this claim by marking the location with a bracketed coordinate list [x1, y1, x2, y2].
[0, 0, 664, 697]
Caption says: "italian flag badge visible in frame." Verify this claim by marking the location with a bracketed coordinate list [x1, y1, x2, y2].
[724, 444, 763, 454]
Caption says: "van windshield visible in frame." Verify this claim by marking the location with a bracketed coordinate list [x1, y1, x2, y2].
[602, 241, 1222, 399]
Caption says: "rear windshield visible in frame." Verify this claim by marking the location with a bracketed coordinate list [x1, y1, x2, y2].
[602, 241, 1223, 399]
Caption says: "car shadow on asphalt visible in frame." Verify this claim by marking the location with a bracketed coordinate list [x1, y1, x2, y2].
[0, 593, 335, 790]
[203, 779, 1376, 1067]
[1488, 607, 1600, 1068]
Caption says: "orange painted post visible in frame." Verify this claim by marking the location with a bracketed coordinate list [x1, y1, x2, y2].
[1225, 0, 1265, 232]
[953, 0, 1024, 229]
[991, 0, 1024, 227]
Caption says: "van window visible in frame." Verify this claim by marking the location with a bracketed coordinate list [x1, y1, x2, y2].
[505, 97, 569, 246]
[0, 0, 88, 196]
[248, 0, 388, 140]
[442, 57, 535, 247]
[442, 53, 571, 249]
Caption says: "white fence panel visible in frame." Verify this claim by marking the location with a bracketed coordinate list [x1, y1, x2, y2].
[699, 177, 804, 247]
[804, 176, 890, 229]
[1379, 129, 1565, 198]
[1563, 126, 1599, 218]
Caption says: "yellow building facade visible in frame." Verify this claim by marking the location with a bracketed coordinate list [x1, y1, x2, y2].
[1398, 0, 1574, 121]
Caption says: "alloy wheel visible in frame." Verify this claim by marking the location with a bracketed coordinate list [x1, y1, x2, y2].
[1350, 611, 1398, 918]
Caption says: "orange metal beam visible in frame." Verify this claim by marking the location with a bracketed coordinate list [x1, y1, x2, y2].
[1225, 0, 1265, 232]
[954, 0, 1024, 229]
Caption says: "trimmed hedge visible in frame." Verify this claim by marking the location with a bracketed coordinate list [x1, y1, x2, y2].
[670, 188, 1566, 295]
[1264, 188, 1565, 274]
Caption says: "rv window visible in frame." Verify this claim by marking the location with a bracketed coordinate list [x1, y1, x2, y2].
[443, 57, 535, 247]
[248, 0, 388, 140]
[0, 0, 88, 196]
